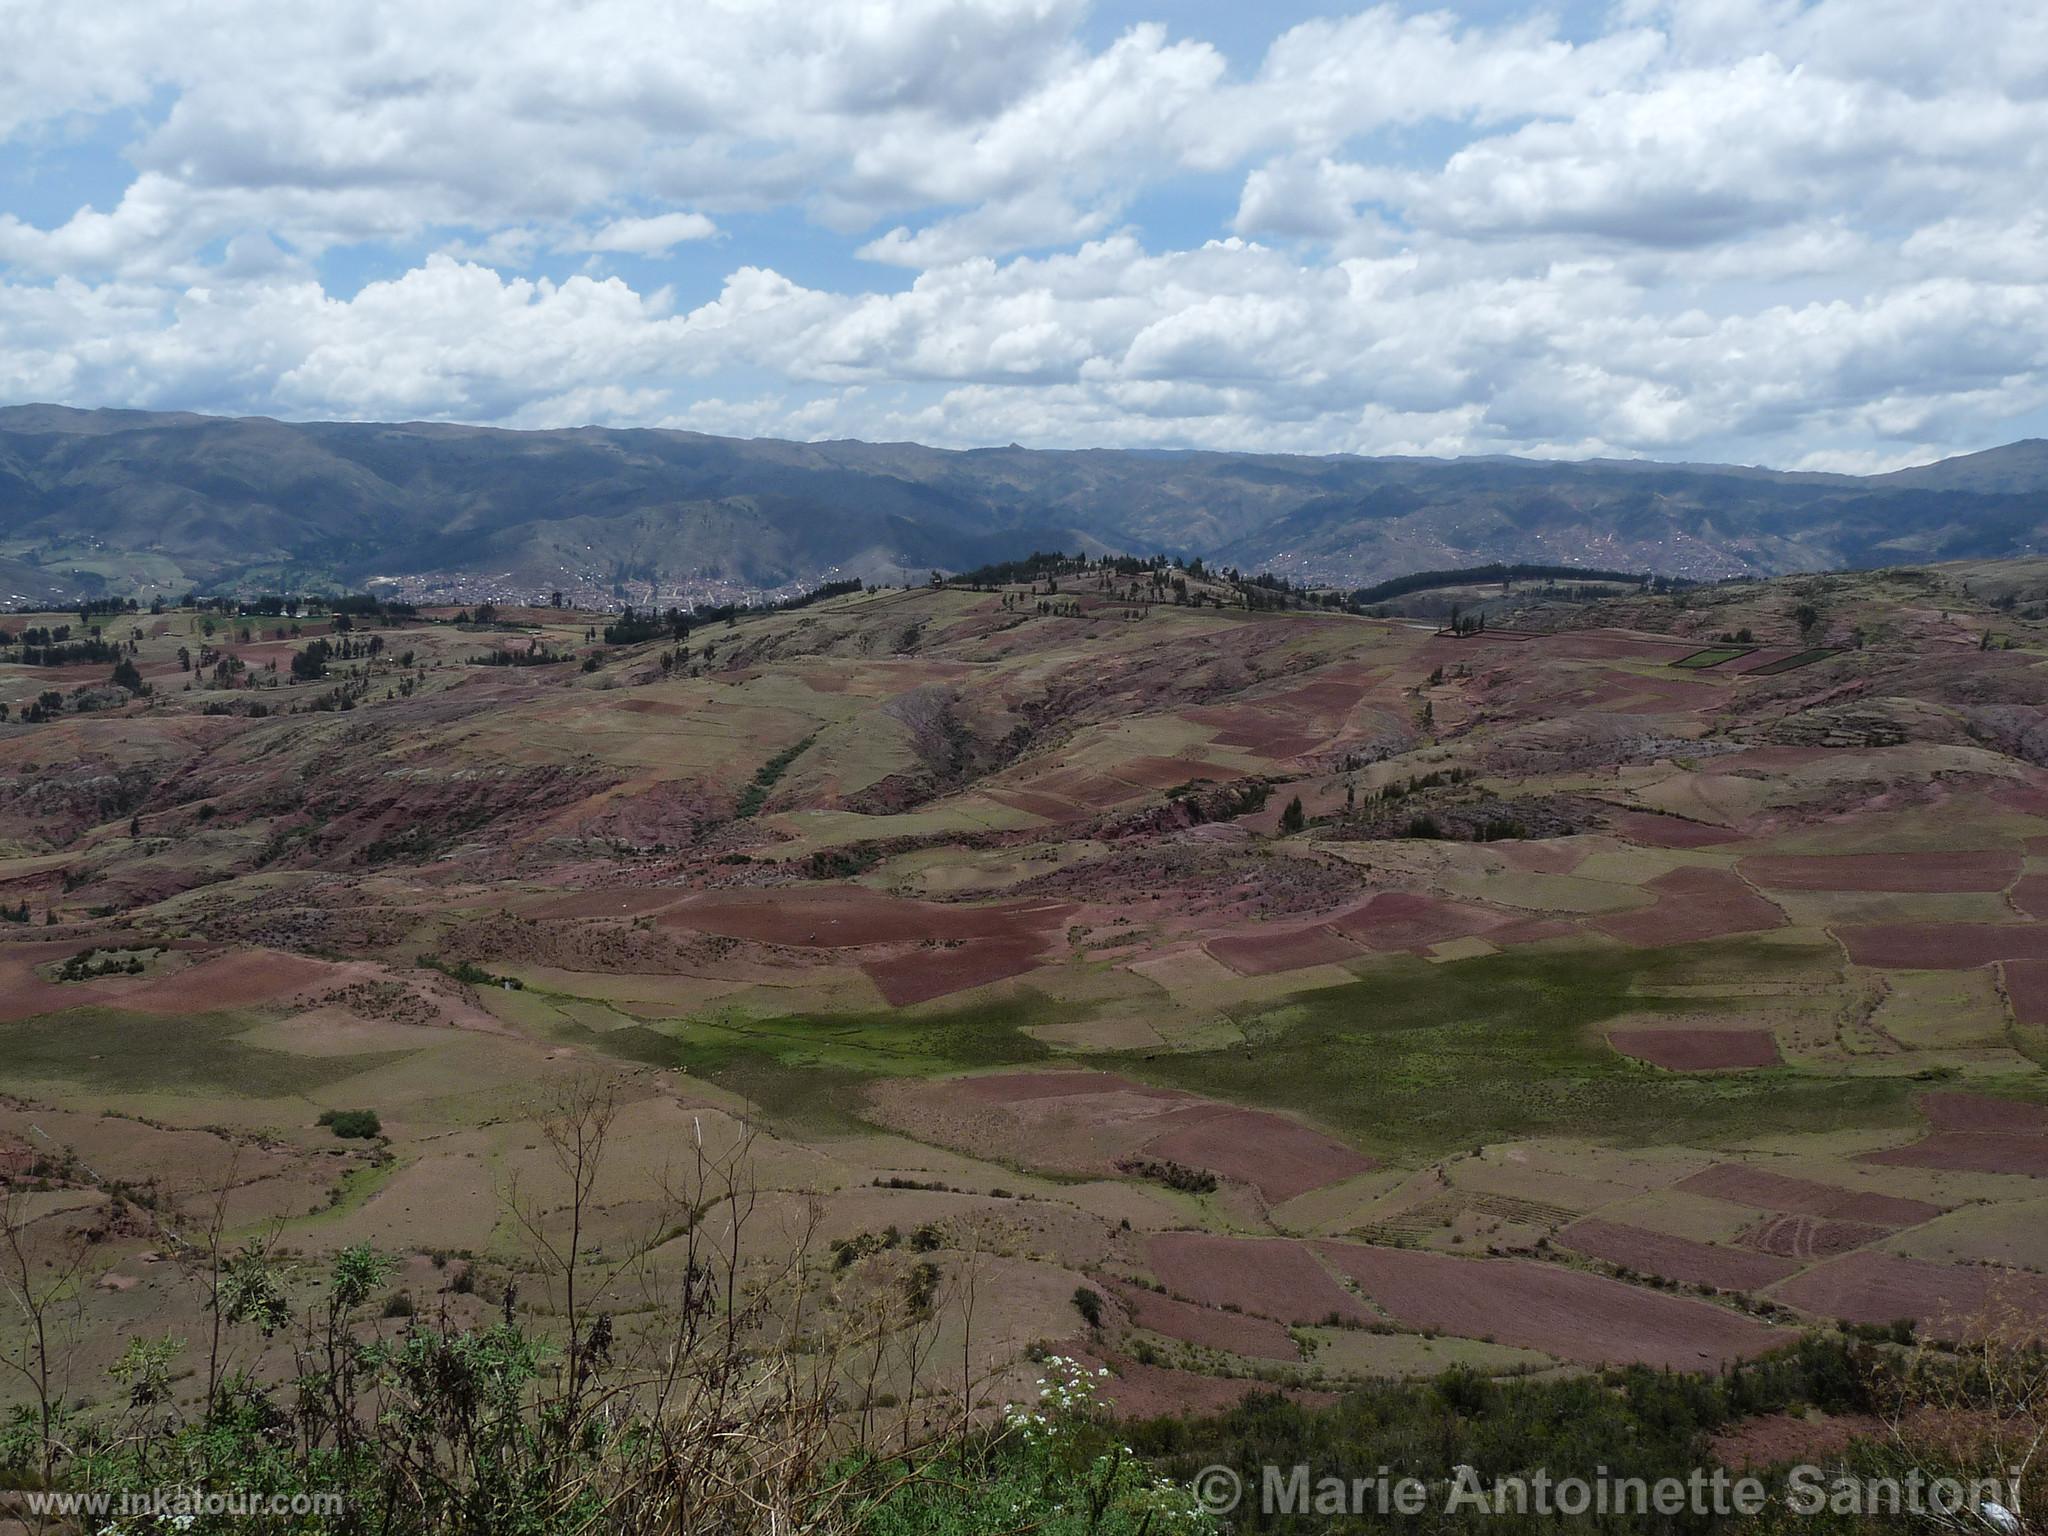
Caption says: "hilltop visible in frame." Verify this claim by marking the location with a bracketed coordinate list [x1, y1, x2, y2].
[3, 404, 2046, 604]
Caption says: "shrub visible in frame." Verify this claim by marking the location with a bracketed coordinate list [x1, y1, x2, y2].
[318, 1108, 382, 1139]
[1072, 1286, 1105, 1329]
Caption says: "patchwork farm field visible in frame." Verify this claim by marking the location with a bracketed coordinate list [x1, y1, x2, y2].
[9, 558, 2048, 1426]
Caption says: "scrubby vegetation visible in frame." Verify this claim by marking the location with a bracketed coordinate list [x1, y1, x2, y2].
[316, 1108, 383, 1140]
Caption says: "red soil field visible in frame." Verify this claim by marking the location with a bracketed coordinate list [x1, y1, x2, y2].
[1204, 924, 1361, 976]
[1737, 1214, 1890, 1260]
[2004, 960, 2048, 1025]
[664, 888, 1070, 947]
[1559, 1218, 1798, 1291]
[1145, 1233, 1372, 1326]
[1677, 1164, 1940, 1227]
[1604, 675, 1723, 715]
[1106, 1280, 1300, 1360]
[1606, 811, 1744, 849]
[2011, 873, 2048, 919]
[860, 935, 1049, 1006]
[1139, 1105, 1378, 1205]
[1608, 1028, 1782, 1070]
[1112, 756, 1248, 790]
[113, 947, 341, 1015]
[1090, 1353, 1337, 1417]
[1710, 1412, 1889, 1470]
[1737, 850, 2020, 893]
[1329, 891, 1501, 951]
[1991, 782, 2048, 817]
[1918, 1092, 2048, 1134]
[953, 1070, 1181, 1104]
[1771, 1252, 2048, 1335]
[1485, 916, 1578, 946]
[984, 788, 1080, 820]
[1593, 867, 1785, 947]
[1837, 923, 2048, 969]
[1543, 631, 1702, 661]
[523, 888, 691, 920]
[1314, 1243, 1791, 1370]
[1861, 1133, 2048, 1178]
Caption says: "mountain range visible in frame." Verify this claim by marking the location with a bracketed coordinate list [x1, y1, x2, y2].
[2, 403, 2045, 604]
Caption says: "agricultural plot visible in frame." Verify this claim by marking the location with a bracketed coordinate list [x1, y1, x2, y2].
[9, 569, 2048, 1423]
[1671, 646, 1755, 668]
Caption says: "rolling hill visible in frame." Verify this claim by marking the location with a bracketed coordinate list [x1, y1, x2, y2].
[2, 403, 2044, 602]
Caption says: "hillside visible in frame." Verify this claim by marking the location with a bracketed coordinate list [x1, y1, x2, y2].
[3, 405, 2045, 604]
[8, 558, 2048, 1517]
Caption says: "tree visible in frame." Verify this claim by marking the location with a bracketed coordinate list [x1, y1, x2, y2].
[1793, 602, 1821, 637]
[110, 657, 147, 694]
[1279, 795, 1306, 834]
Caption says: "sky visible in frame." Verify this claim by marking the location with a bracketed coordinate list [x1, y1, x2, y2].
[1, 0, 2045, 471]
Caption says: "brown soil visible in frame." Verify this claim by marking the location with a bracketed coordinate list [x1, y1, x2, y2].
[1145, 1233, 1372, 1325]
[2004, 960, 2048, 1024]
[1314, 1243, 1791, 1370]
[1676, 1164, 1941, 1226]
[1090, 1352, 1337, 1418]
[866, 1074, 1368, 1203]
[1737, 1214, 1892, 1260]
[523, 888, 690, 920]
[1608, 1028, 1782, 1070]
[1138, 1106, 1377, 1205]
[1917, 1092, 2048, 1134]
[952, 1071, 1179, 1104]
[1607, 811, 1745, 848]
[1593, 867, 1784, 946]
[663, 888, 1071, 948]
[1204, 924, 1361, 976]
[1838, 924, 2048, 969]
[1106, 1280, 1300, 1360]
[2011, 873, 2048, 919]
[1329, 891, 1502, 951]
[1710, 1412, 1887, 1470]
[1738, 850, 2021, 892]
[1113, 756, 1248, 790]
[1771, 1251, 2048, 1335]
[1559, 1218, 1798, 1291]
[1861, 1133, 2048, 1178]
[860, 935, 1051, 1005]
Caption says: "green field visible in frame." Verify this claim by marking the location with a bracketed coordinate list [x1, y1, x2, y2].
[0, 1007, 415, 1097]
[1670, 646, 1753, 668]
[1106, 942, 1926, 1158]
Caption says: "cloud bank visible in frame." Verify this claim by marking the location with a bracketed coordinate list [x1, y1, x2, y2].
[2, 0, 2044, 469]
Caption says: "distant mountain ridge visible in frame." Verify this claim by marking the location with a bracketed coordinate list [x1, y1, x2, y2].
[2, 404, 2044, 603]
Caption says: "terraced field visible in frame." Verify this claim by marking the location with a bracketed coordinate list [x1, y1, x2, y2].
[7, 559, 2048, 1419]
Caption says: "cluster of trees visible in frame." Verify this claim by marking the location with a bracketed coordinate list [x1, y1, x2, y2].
[1348, 562, 1678, 607]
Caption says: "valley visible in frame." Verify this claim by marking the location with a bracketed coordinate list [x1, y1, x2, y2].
[7, 557, 2048, 1429]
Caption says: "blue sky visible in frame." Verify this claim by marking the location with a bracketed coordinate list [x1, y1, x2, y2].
[2, 0, 2045, 471]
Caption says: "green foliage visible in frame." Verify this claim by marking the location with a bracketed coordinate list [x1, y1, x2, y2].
[0, 1006, 409, 1095]
[1072, 1287, 1105, 1329]
[735, 733, 818, 818]
[317, 1108, 383, 1140]
[1108, 943, 1920, 1159]
[1128, 1337, 1884, 1535]
[1278, 796, 1306, 834]
[854, 1357, 1213, 1536]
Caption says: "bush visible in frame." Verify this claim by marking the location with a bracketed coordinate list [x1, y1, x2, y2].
[1072, 1286, 1105, 1329]
[317, 1108, 382, 1139]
